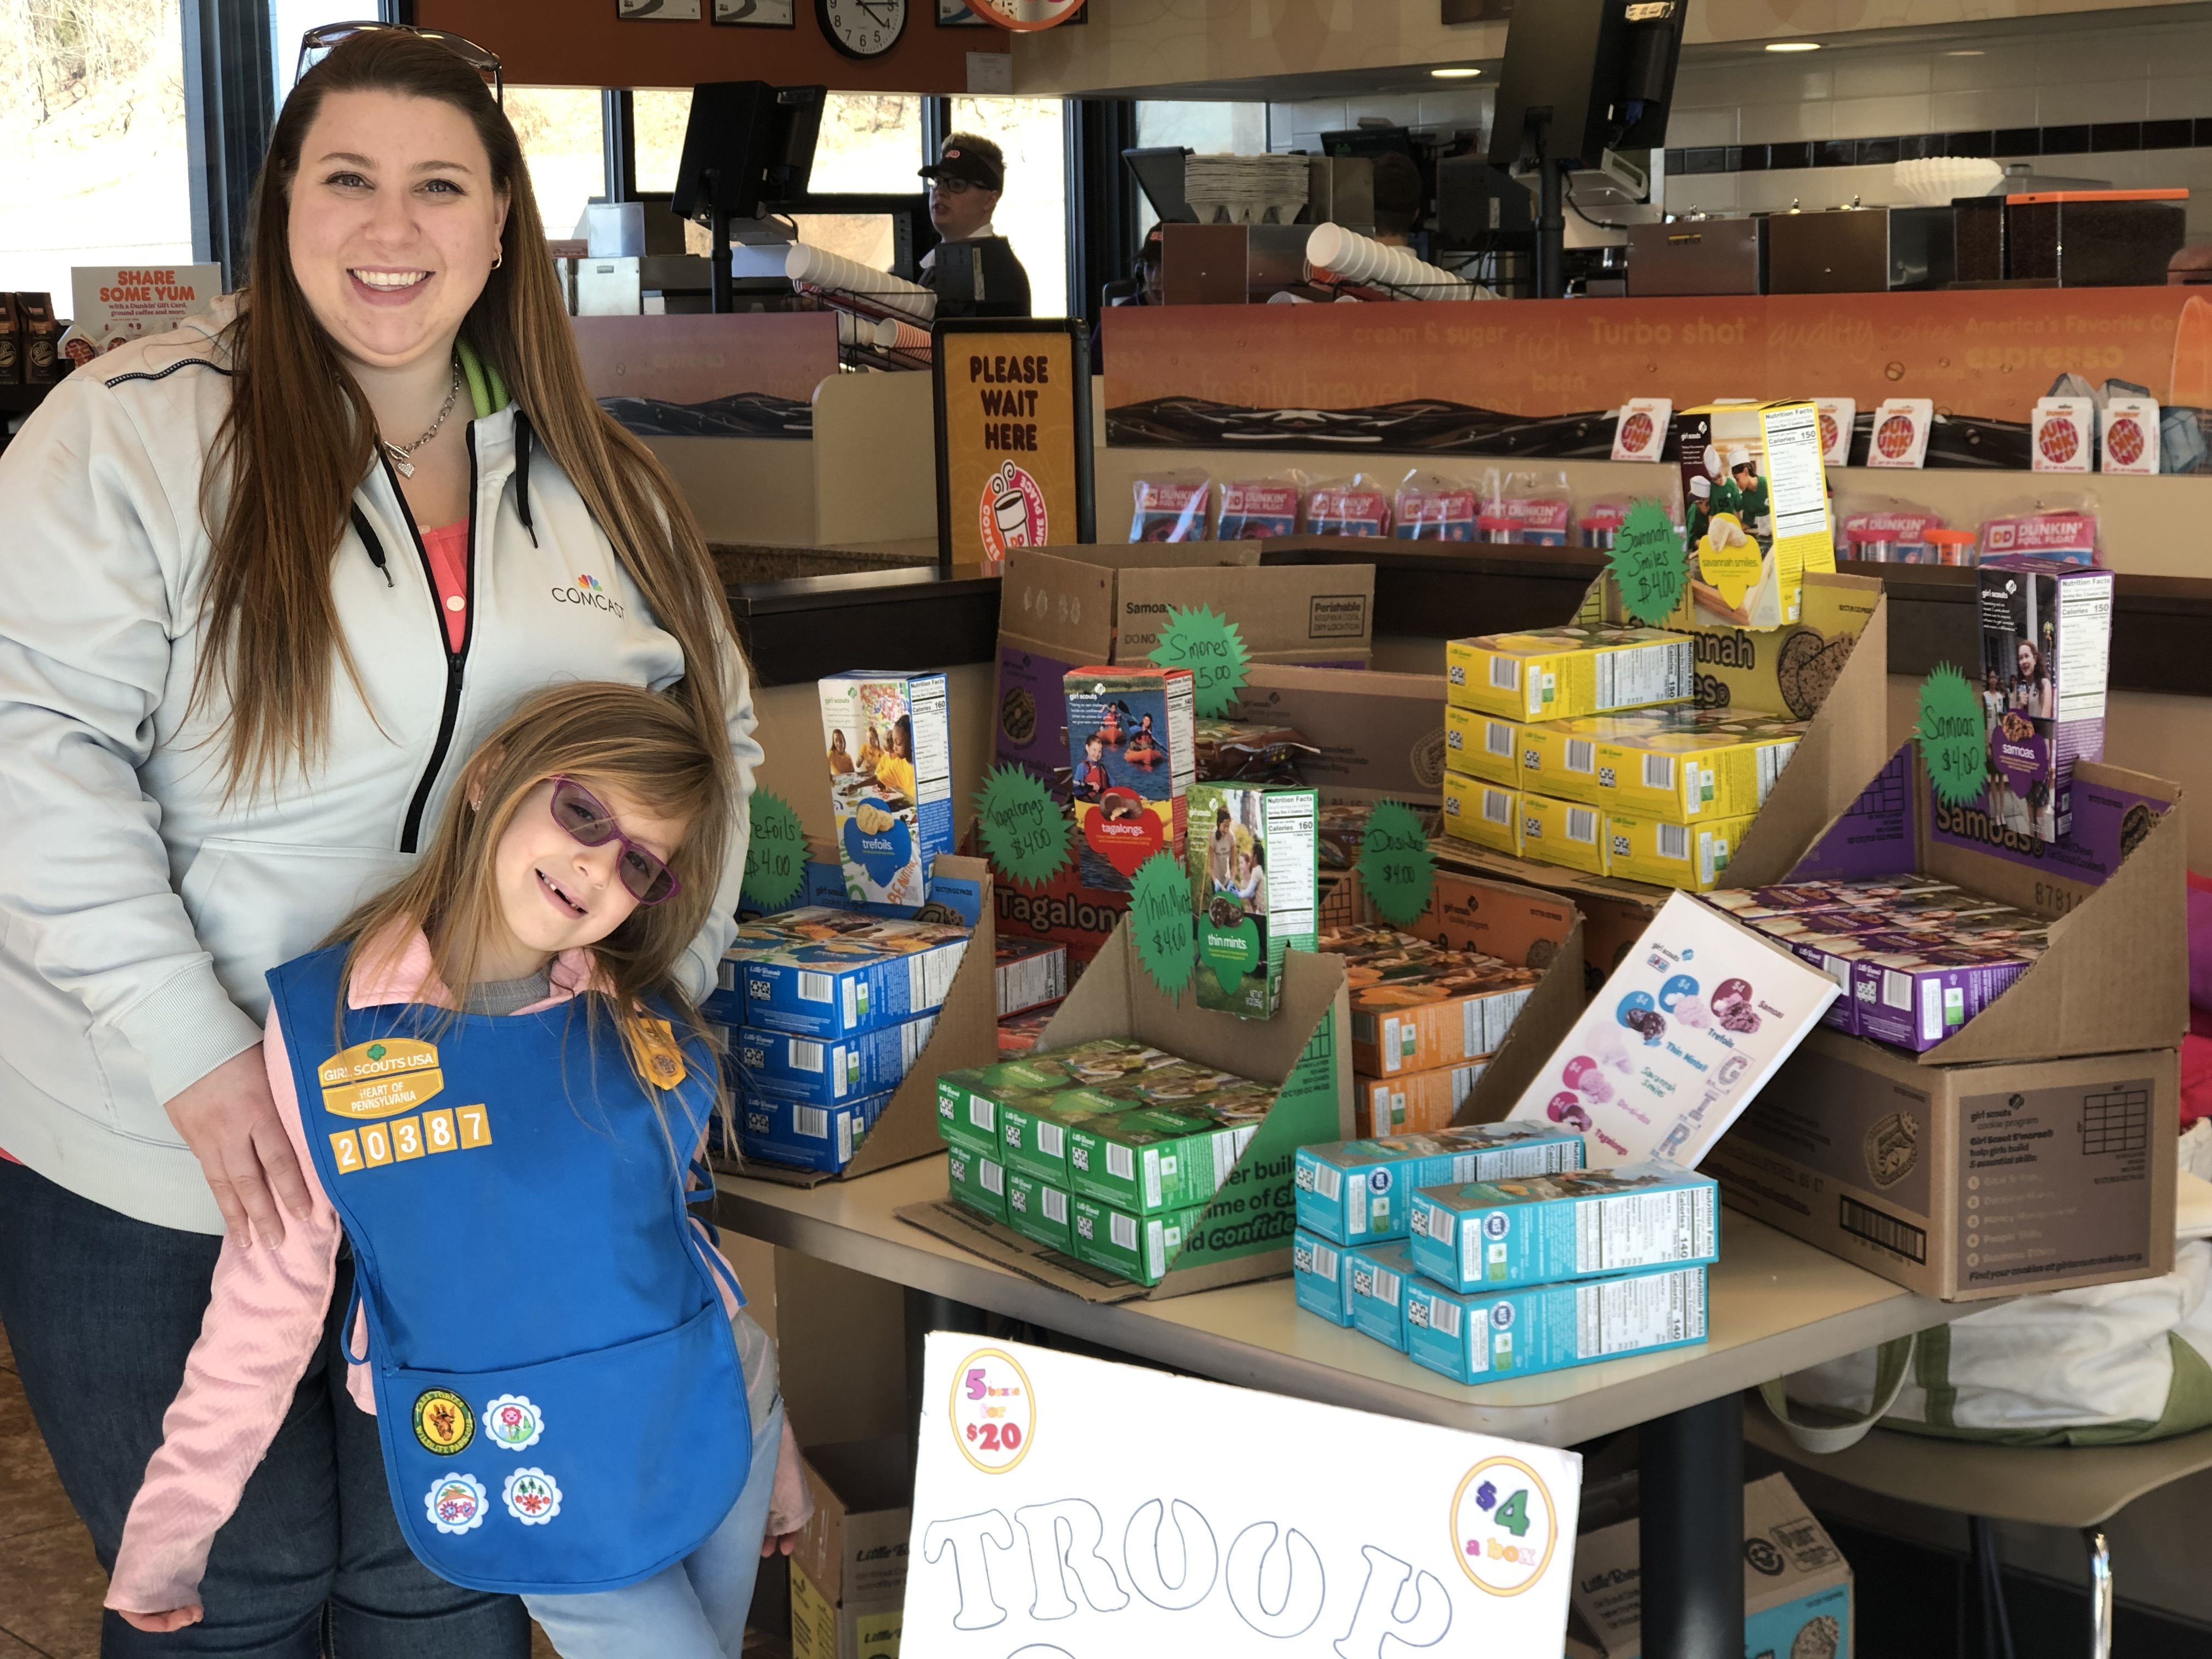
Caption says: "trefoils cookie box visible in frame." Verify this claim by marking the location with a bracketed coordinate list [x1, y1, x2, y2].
[819, 670, 955, 907]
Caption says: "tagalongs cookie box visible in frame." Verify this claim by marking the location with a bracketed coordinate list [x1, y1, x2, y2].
[1064, 665, 1195, 893]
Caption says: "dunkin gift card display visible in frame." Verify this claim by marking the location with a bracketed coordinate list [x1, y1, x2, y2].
[818, 672, 953, 906]
[1977, 558, 2113, 842]
[2032, 396, 2096, 474]
[1506, 891, 1839, 1167]
[1064, 666, 1195, 892]
[2102, 396, 2160, 476]
[1187, 781, 1319, 1020]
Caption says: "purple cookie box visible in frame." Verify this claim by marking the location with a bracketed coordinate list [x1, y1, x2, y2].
[1849, 954, 2033, 1051]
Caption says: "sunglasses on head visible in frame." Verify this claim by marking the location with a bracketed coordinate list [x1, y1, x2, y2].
[548, 777, 680, 906]
[295, 21, 504, 103]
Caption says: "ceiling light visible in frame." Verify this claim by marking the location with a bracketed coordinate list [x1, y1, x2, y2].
[1765, 41, 1821, 52]
[1431, 66, 1481, 78]
[1944, 48, 1985, 56]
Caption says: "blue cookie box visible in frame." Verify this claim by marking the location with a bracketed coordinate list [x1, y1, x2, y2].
[1346, 1240, 1419, 1352]
[1406, 1161, 1719, 1295]
[1403, 1263, 1709, 1384]
[734, 935, 968, 1040]
[735, 1089, 892, 1173]
[732, 1014, 938, 1105]
[1291, 1229, 1355, 1327]
[1293, 1124, 1587, 1246]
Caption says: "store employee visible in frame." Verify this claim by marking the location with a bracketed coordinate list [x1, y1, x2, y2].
[919, 133, 1033, 318]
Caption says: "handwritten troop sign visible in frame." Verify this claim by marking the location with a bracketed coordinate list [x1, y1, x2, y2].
[904, 1334, 1579, 1657]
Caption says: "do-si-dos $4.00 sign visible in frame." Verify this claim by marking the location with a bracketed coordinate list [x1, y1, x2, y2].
[905, 1333, 1580, 1657]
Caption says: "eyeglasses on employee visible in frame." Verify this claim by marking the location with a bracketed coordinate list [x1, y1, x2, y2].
[295, 21, 504, 104]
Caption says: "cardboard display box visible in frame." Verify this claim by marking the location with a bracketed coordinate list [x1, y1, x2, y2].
[993, 544, 1376, 791]
[1318, 866, 1587, 1130]
[1232, 664, 1448, 804]
[788, 1436, 913, 1659]
[898, 921, 1354, 1302]
[726, 856, 1000, 1189]
[1709, 1030, 2176, 1301]
[1566, 1473, 1853, 1659]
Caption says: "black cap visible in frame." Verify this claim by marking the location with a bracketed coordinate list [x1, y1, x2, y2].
[920, 138, 1003, 192]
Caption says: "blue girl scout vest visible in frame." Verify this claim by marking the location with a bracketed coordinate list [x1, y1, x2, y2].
[269, 944, 753, 1594]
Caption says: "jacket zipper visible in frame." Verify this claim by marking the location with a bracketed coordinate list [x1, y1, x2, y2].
[392, 426, 481, 854]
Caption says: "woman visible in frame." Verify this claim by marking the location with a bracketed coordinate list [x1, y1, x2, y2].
[2014, 639, 2055, 719]
[0, 30, 759, 1656]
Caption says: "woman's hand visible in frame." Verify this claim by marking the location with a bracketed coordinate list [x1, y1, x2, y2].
[162, 1046, 313, 1249]
[760, 1414, 813, 1558]
[119, 1606, 203, 1633]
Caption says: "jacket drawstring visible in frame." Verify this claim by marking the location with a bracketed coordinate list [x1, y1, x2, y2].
[513, 409, 540, 548]
[350, 504, 393, 588]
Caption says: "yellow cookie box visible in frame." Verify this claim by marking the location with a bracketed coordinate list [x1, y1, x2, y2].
[1442, 706, 1534, 790]
[1517, 791, 1609, 877]
[1445, 627, 1696, 723]
[1604, 809, 1755, 891]
[1440, 774, 1522, 856]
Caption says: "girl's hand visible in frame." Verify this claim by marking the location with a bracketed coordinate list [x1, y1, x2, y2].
[760, 1415, 813, 1558]
[119, 1607, 204, 1633]
[162, 1045, 313, 1249]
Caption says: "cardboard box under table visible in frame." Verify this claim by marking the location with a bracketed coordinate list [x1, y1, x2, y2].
[1706, 748, 2187, 1300]
[992, 544, 1376, 792]
[788, 1436, 912, 1659]
[722, 857, 1001, 1189]
[899, 920, 1355, 1301]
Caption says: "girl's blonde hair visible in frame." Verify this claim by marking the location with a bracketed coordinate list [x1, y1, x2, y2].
[331, 682, 733, 1097]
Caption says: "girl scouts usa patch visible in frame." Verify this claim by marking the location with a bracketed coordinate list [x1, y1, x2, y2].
[413, 1389, 474, 1454]
[426, 1472, 487, 1534]
[504, 1468, 563, 1525]
[484, 1393, 545, 1452]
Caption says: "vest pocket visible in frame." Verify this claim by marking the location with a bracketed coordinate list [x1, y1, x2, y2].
[375, 1296, 752, 1594]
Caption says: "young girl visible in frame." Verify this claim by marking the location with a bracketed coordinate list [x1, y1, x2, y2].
[874, 715, 918, 803]
[106, 684, 809, 1657]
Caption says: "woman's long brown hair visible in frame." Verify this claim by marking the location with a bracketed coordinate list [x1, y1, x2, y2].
[333, 681, 730, 1102]
[195, 31, 733, 800]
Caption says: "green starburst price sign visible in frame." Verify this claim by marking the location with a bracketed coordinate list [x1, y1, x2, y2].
[1358, 800, 1437, 929]
[1148, 604, 1251, 719]
[1915, 663, 1990, 806]
[1608, 498, 1688, 626]
[973, 764, 1072, 890]
[740, 789, 808, 912]
[1130, 850, 1195, 1000]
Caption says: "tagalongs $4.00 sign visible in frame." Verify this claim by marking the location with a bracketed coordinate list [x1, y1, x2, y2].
[906, 1334, 1580, 1657]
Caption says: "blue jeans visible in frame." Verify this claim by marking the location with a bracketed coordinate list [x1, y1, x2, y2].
[523, 1397, 782, 1659]
[0, 1158, 531, 1658]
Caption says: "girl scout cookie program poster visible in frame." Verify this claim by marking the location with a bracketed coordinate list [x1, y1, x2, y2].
[934, 321, 1090, 566]
[904, 1334, 1579, 1657]
[1507, 891, 1839, 1169]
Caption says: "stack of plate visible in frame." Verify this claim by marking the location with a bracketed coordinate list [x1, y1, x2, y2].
[1184, 153, 1312, 226]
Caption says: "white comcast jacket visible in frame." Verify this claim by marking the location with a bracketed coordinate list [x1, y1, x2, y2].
[0, 309, 760, 1233]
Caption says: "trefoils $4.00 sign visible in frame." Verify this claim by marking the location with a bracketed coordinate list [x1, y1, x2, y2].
[740, 790, 807, 912]
[906, 1333, 1579, 1658]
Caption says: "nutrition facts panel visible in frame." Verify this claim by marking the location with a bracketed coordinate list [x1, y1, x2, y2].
[2079, 1086, 2151, 1155]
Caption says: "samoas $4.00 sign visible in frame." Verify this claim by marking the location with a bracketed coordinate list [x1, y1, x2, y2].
[1916, 663, 1990, 807]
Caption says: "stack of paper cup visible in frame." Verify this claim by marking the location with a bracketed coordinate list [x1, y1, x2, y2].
[1305, 223, 1474, 300]
[785, 243, 937, 326]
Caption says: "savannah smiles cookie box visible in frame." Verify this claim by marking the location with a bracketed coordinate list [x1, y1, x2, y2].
[1187, 781, 1319, 1020]
[819, 671, 955, 907]
[1064, 665, 1195, 893]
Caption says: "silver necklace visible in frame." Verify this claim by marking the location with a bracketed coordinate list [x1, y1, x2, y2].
[381, 362, 461, 478]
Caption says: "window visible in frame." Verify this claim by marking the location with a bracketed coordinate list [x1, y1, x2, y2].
[505, 88, 606, 243]
[810, 92, 924, 195]
[949, 95, 1065, 319]
[631, 87, 691, 195]
[0, 0, 194, 308]
[268, 0, 360, 104]
[1132, 100, 1267, 237]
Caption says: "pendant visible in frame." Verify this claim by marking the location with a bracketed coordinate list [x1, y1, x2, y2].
[383, 442, 415, 479]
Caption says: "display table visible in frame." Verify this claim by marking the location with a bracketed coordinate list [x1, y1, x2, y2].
[716, 1153, 1973, 1659]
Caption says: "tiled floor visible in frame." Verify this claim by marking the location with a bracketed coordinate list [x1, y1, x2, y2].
[0, 1322, 564, 1659]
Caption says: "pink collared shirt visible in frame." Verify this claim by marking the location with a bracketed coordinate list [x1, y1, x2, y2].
[105, 929, 740, 1616]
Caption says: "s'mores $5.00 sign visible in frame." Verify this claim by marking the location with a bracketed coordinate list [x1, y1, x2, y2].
[902, 1334, 1579, 1657]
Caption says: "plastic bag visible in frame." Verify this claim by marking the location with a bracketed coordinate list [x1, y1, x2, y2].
[1304, 474, 1392, 538]
[1979, 494, 2101, 566]
[1482, 470, 1575, 546]
[1577, 498, 1633, 549]
[1837, 498, 1946, 563]
[1218, 471, 1306, 541]
[1393, 471, 1479, 541]
[1129, 471, 1211, 543]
